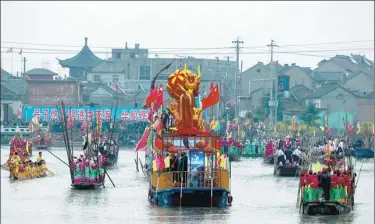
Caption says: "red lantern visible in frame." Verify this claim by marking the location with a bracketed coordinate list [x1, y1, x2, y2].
[325, 128, 330, 136]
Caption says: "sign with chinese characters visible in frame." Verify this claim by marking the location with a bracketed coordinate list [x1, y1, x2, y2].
[23, 106, 149, 122]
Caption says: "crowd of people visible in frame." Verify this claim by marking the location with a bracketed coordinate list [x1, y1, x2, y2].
[5, 150, 48, 180]
[71, 154, 105, 184]
[300, 167, 355, 204]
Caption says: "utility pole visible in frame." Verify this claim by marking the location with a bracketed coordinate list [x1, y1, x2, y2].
[23, 57, 27, 79]
[232, 37, 244, 118]
[267, 40, 279, 127]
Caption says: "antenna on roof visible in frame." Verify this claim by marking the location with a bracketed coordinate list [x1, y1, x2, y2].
[84, 37, 88, 46]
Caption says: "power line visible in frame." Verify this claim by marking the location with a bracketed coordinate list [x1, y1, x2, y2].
[1, 40, 233, 50]
[0, 47, 373, 56]
[2, 39, 373, 51]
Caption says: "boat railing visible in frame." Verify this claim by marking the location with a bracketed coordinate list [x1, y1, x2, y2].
[151, 169, 230, 191]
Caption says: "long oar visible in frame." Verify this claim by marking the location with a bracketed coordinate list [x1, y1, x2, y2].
[44, 148, 69, 167]
[103, 167, 115, 187]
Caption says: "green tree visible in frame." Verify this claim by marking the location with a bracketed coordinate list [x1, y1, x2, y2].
[299, 103, 320, 126]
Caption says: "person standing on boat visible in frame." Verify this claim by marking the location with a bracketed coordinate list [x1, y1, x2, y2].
[319, 167, 331, 201]
[275, 148, 286, 165]
[292, 147, 302, 165]
[265, 140, 273, 158]
[10, 152, 21, 179]
[284, 146, 293, 165]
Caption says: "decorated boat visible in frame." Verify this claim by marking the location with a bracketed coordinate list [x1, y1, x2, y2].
[28, 117, 51, 150]
[140, 63, 232, 207]
[297, 164, 357, 215]
[242, 140, 265, 158]
[221, 138, 243, 162]
[8, 132, 33, 156]
[58, 102, 108, 190]
[349, 148, 374, 159]
[2, 150, 52, 181]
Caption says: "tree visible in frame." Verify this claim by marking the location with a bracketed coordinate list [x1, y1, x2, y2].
[299, 103, 321, 126]
[255, 95, 285, 121]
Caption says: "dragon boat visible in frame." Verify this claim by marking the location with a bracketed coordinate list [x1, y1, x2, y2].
[142, 64, 232, 207]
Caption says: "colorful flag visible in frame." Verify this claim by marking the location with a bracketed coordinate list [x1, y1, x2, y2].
[135, 127, 150, 152]
[153, 84, 163, 111]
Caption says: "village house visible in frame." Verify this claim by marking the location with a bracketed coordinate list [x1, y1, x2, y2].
[24, 68, 58, 80]
[312, 54, 374, 89]
[356, 91, 374, 122]
[1, 68, 27, 121]
[279, 64, 313, 90]
[27, 80, 83, 106]
[305, 84, 362, 131]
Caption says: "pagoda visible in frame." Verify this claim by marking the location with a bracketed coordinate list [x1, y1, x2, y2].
[57, 37, 103, 80]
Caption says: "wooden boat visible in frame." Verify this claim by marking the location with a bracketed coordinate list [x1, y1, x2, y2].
[242, 141, 264, 158]
[349, 148, 374, 159]
[71, 183, 103, 190]
[149, 134, 232, 208]
[302, 201, 351, 215]
[6, 162, 52, 181]
[275, 165, 299, 177]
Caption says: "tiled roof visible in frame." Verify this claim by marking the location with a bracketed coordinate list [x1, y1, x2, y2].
[57, 38, 104, 68]
[313, 72, 345, 82]
[309, 84, 340, 98]
[289, 85, 312, 100]
[25, 68, 58, 76]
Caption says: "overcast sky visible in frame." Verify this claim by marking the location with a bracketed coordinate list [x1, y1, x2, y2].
[1, 1, 374, 76]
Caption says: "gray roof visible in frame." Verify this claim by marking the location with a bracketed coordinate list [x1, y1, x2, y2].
[308, 84, 359, 99]
[0, 78, 27, 95]
[25, 68, 58, 76]
[57, 38, 104, 69]
[346, 69, 374, 81]
[1, 68, 12, 78]
[289, 85, 312, 99]
[309, 84, 340, 98]
[312, 72, 344, 82]
[279, 65, 312, 76]
[317, 54, 373, 74]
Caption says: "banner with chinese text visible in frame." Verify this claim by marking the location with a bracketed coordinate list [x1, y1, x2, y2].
[23, 106, 149, 122]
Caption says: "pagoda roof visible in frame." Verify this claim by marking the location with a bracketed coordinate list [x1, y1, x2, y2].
[57, 37, 104, 69]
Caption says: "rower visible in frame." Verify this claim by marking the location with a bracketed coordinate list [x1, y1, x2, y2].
[36, 152, 44, 166]
[275, 148, 286, 165]
[292, 147, 302, 164]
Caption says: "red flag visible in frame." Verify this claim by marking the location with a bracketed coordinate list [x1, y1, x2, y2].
[143, 86, 158, 109]
[148, 109, 153, 122]
[135, 127, 150, 152]
[153, 84, 163, 111]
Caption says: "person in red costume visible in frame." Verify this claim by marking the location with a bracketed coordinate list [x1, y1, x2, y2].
[283, 136, 292, 150]
[264, 140, 274, 158]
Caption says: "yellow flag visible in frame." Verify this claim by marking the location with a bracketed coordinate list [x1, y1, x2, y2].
[313, 161, 322, 173]
[164, 156, 170, 169]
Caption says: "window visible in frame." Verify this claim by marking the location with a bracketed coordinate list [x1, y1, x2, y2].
[116, 53, 121, 59]
[140, 65, 151, 80]
[93, 75, 101, 82]
[112, 75, 119, 83]
[313, 99, 321, 108]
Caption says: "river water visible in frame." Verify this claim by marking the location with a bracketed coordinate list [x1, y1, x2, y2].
[1, 147, 374, 224]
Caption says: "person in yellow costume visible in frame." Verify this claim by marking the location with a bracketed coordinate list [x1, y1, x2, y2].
[9, 152, 21, 179]
[36, 152, 43, 164]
